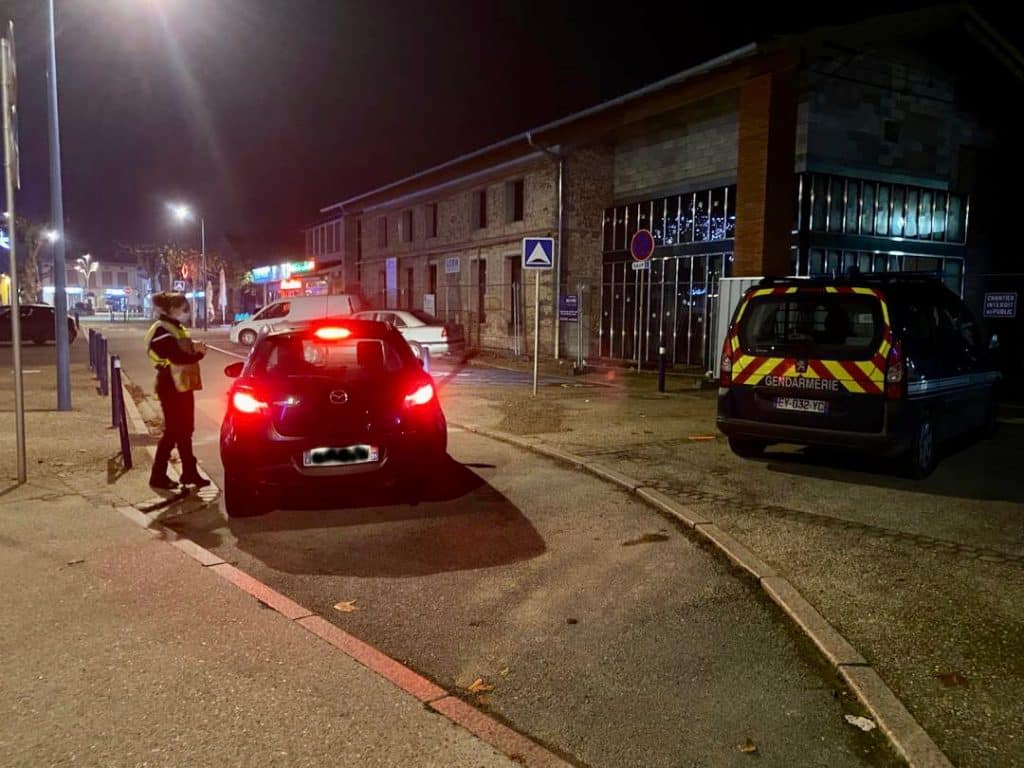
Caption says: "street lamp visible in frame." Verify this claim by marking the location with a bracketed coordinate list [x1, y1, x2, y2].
[44, 229, 59, 244]
[168, 202, 206, 330]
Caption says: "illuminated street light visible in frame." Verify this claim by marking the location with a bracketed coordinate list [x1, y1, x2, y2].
[44, 229, 59, 243]
[167, 201, 207, 330]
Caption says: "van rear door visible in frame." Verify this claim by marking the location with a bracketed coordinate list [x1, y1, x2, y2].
[728, 287, 890, 433]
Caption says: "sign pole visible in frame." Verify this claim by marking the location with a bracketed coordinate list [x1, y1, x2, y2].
[3, 34, 26, 483]
[533, 270, 540, 396]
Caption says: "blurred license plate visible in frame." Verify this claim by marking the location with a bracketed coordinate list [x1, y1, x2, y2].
[774, 397, 828, 414]
[303, 445, 379, 467]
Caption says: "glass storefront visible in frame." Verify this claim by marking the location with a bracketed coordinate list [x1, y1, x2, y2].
[600, 184, 735, 370]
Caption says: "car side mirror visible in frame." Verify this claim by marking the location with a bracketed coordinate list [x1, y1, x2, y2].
[224, 362, 244, 378]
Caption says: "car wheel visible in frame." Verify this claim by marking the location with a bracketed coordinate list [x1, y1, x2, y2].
[728, 436, 766, 459]
[905, 417, 936, 479]
[238, 329, 257, 347]
[223, 469, 270, 517]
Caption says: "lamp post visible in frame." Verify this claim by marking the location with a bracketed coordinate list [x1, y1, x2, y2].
[169, 203, 206, 331]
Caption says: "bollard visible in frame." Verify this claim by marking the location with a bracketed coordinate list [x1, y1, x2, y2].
[112, 359, 132, 469]
[111, 354, 120, 427]
[88, 329, 96, 372]
[658, 346, 667, 393]
[98, 336, 109, 396]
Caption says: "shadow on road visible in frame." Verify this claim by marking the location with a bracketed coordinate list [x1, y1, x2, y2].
[166, 456, 547, 577]
[762, 423, 1024, 504]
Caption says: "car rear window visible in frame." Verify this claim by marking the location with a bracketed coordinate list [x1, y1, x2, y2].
[407, 310, 440, 325]
[253, 335, 409, 378]
[738, 293, 883, 361]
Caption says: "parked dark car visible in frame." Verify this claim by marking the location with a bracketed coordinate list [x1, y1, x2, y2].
[220, 319, 447, 516]
[717, 274, 1000, 477]
[0, 303, 79, 345]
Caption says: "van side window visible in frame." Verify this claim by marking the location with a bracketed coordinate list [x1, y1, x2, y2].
[939, 295, 980, 351]
[260, 302, 291, 320]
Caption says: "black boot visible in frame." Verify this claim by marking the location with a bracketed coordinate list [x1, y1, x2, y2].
[149, 475, 180, 490]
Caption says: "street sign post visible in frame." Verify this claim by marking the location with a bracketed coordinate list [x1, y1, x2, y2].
[2, 25, 26, 482]
[630, 229, 654, 371]
[523, 237, 554, 395]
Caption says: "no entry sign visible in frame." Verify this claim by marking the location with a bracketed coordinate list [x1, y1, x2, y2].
[630, 229, 655, 262]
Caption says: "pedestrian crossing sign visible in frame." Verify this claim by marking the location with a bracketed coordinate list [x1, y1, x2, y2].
[522, 237, 554, 270]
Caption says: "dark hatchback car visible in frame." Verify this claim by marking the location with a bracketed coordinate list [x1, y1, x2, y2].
[220, 319, 447, 517]
[0, 303, 78, 345]
[717, 274, 1000, 477]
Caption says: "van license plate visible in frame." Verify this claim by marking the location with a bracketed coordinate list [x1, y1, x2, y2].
[303, 445, 379, 467]
[774, 397, 828, 414]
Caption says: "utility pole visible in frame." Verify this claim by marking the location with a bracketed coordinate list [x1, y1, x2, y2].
[46, 0, 71, 410]
[3, 23, 26, 482]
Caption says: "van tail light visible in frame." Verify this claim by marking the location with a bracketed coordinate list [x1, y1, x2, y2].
[885, 338, 905, 400]
[231, 388, 268, 414]
[404, 382, 435, 408]
[720, 336, 733, 387]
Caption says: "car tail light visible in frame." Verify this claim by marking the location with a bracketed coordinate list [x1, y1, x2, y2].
[885, 338, 905, 400]
[441, 326, 448, 340]
[231, 389, 268, 414]
[314, 326, 351, 340]
[404, 383, 435, 408]
[720, 336, 733, 386]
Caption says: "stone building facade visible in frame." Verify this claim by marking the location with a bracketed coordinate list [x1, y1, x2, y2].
[303, 7, 1021, 372]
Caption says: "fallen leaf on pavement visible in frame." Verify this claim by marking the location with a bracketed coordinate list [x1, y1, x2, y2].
[333, 600, 358, 613]
[467, 678, 495, 693]
[738, 738, 757, 754]
[66, 559, 85, 566]
[935, 671, 970, 688]
[499, 667, 510, 677]
[844, 715, 877, 732]
[688, 435, 716, 441]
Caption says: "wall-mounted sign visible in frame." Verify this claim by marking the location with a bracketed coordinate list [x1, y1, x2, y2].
[444, 257, 461, 274]
[983, 292, 1017, 319]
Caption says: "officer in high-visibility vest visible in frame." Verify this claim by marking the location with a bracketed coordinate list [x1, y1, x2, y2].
[146, 292, 209, 490]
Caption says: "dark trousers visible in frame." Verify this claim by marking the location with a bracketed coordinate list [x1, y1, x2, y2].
[152, 381, 198, 481]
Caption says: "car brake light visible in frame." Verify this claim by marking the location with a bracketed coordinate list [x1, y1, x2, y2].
[232, 389, 268, 414]
[720, 336, 733, 386]
[441, 326, 448, 339]
[404, 383, 435, 408]
[885, 338, 905, 400]
[314, 326, 351, 340]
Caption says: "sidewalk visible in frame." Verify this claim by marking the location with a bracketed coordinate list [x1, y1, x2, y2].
[0, 360, 516, 767]
[439, 374, 1024, 768]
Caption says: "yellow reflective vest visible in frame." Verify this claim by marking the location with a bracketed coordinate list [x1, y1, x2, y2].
[144, 319, 203, 393]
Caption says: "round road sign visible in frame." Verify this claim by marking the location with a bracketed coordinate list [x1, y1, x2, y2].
[630, 229, 655, 261]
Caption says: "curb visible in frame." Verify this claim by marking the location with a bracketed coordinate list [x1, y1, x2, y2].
[452, 420, 953, 768]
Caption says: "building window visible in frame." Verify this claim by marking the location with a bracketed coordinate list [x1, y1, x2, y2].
[102, 270, 112, 286]
[400, 209, 413, 243]
[476, 258, 487, 323]
[428, 263, 437, 295]
[378, 217, 388, 248]
[472, 189, 487, 229]
[601, 185, 735, 254]
[118, 271, 129, 285]
[426, 203, 438, 238]
[406, 267, 414, 310]
[334, 221, 341, 251]
[305, 230, 313, 256]
[505, 179, 524, 222]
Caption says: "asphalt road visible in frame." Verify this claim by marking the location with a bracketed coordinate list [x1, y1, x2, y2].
[72, 322, 896, 767]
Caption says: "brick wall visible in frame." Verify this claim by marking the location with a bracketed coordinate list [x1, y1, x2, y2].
[801, 42, 992, 185]
[613, 91, 739, 201]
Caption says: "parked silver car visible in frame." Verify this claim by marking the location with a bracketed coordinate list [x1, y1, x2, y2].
[352, 310, 465, 358]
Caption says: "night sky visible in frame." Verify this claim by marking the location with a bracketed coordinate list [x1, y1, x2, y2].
[1, 0, 1007, 259]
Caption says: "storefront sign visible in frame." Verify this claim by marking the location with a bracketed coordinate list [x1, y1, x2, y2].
[983, 292, 1017, 319]
[559, 293, 579, 322]
[248, 259, 316, 285]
